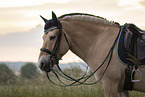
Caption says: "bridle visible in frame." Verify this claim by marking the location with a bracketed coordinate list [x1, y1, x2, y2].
[40, 22, 70, 72]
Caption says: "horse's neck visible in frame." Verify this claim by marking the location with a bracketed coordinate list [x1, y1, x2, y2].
[62, 21, 120, 67]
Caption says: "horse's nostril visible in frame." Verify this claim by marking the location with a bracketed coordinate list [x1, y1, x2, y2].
[39, 62, 45, 69]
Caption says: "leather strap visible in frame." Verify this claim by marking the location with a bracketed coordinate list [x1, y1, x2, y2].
[40, 48, 52, 55]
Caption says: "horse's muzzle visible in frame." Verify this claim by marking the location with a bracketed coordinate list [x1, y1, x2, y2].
[39, 55, 57, 72]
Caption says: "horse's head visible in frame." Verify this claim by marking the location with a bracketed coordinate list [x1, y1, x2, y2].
[38, 12, 70, 72]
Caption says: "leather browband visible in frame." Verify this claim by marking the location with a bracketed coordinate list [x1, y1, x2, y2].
[44, 27, 58, 34]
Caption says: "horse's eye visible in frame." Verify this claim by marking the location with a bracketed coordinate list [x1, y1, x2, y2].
[50, 36, 56, 40]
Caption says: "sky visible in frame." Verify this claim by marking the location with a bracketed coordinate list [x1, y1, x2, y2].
[0, 0, 145, 63]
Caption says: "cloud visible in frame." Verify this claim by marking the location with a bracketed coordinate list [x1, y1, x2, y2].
[0, 0, 120, 35]
[0, 0, 70, 7]
[118, 0, 140, 6]
[0, 24, 43, 47]
[139, 0, 145, 7]
[0, 24, 44, 62]
[0, 0, 145, 36]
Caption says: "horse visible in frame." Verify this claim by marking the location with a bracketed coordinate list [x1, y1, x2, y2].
[38, 12, 145, 97]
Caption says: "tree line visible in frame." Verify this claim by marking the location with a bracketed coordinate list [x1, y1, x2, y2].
[0, 63, 94, 85]
[0, 63, 38, 85]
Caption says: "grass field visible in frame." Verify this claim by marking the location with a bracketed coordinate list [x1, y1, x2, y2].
[0, 75, 145, 97]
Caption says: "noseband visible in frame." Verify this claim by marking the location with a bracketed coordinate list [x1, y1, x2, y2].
[40, 26, 70, 72]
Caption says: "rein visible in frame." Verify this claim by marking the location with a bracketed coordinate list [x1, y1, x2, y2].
[43, 26, 120, 86]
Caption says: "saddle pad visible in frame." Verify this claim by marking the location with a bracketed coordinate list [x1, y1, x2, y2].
[117, 25, 145, 66]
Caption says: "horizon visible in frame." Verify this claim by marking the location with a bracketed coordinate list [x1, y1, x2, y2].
[0, 0, 145, 63]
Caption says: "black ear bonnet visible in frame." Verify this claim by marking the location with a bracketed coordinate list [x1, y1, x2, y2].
[44, 19, 61, 30]
[40, 11, 62, 34]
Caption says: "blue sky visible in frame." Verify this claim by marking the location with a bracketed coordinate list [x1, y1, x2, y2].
[0, 0, 145, 62]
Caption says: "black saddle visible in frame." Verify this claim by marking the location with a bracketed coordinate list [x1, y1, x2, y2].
[117, 23, 145, 66]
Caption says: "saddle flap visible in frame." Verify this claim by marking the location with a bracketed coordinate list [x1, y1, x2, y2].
[124, 29, 134, 54]
[124, 24, 145, 60]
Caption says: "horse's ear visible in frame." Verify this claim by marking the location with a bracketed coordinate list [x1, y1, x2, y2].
[40, 15, 47, 23]
[52, 11, 58, 24]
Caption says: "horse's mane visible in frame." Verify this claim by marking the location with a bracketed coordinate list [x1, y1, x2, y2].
[59, 13, 119, 26]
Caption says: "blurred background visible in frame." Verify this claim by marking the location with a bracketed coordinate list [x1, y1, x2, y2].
[0, 0, 145, 63]
[0, 1, 145, 96]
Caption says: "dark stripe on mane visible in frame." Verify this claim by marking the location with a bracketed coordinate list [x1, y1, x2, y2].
[59, 13, 119, 25]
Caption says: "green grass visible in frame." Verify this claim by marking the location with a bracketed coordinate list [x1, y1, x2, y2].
[129, 91, 145, 97]
[0, 77, 104, 97]
[0, 76, 144, 97]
